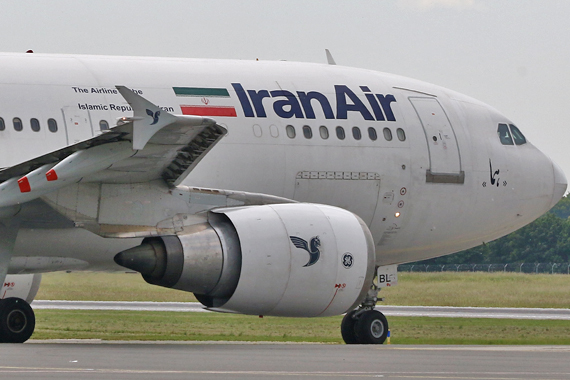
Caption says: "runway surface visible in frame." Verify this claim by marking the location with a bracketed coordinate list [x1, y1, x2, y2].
[32, 300, 570, 320]
[2, 343, 569, 380]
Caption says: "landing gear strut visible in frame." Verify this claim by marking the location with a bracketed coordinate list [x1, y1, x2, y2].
[0, 298, 35, 343]
[341, 279, 388, 344]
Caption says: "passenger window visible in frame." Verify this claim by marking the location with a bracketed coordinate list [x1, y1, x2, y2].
[336, 126, 345, 140]
[0, 118, 4, 131]
[270, 125, 279, 138]
[13, 118, 22, 132]
[352, 127, 361, 140]
[509, 124, 526, 145]
[383, 127, 393, 141]
[319, 126, 329, 139]
[497, 123, 513, 145]
[397, 128, 406, 141]
[286, 125, 296, 138]
[30, 118, 40, 132]
[252, 124, 262, 137]
[302, 125, 313, 139]
[48, 118, 58, 133]
[100, 120, 109, 131]
[368, 127, 377, 141]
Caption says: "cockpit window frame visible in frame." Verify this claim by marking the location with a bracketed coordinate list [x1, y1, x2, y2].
[509, 124, 527, 145]
[497, 123, 514, 146]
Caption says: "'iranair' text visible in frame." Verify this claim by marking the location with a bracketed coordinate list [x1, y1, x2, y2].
[232, 83, 397, 121]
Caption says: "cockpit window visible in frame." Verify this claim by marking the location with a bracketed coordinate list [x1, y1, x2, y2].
[497, 124, 514, 145]
[509, 124, 527, 145]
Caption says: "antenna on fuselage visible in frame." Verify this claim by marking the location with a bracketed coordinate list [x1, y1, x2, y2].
[325, 49, 336, 65]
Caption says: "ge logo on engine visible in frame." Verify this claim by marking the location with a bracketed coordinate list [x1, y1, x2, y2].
[341, 253, 354, 268]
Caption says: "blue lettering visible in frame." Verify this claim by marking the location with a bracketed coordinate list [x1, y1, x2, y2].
[232, 83, 397, 122]
[335, 85, 374, 120]
[270, 90, 304, 118]
[231, 83, 254, 117]
[247, 89, 270, 117]
[298, 91, 334, 119]
[360, 86, 385, 121]
[376, 94, 397, 122]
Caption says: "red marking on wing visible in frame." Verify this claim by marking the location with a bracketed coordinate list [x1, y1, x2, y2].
[46, 169, 58, 181]
[17, 177, 31, 193]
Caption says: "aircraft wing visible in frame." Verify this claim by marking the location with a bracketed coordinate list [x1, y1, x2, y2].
[0, 87, 227, 208]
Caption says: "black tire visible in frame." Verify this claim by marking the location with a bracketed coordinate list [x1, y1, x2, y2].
[354, 310, 388, 344]
[0, 298, 35, 343]
[341, 310, 359, 344]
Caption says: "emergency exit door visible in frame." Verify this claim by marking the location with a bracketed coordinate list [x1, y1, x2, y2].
[61, 106, 94, 145]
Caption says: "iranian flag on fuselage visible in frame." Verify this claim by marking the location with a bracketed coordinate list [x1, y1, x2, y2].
[173, 87, 237, 117]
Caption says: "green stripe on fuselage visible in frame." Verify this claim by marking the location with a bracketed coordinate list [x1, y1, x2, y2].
[173, 87, 230, 97]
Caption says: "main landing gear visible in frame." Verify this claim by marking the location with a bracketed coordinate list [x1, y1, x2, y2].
[0, 298, 35, 343]
[341, 281, 388, 344]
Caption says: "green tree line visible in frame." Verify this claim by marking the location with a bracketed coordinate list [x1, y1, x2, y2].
[411, 195, 570, 265]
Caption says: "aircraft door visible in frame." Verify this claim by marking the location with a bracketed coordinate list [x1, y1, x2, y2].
[409, 97, 463, 183]
[61, 106, 94, 145]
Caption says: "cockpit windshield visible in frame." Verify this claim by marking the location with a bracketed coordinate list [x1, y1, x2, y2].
[509, 124, 527, 145]
[497, 124, 514, 145]
[498, 123, 527, 146]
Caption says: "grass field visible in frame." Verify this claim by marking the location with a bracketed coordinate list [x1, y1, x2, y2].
[32, 271, 570, 344]
[380, 272, 570, 308]
[32, 311, 570, 345]
[37, 271, 570, 308]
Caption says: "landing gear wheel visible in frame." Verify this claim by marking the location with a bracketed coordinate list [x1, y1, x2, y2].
[341, 310, 359, 344]
[354, 310, 388, 344]
[0, 298, 35, 343]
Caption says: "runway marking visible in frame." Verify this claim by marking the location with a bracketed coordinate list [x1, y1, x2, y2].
[0, 367, 399, 377]
[30, 301, 570, 320]
[377, 346, 570, 352]
[1, 367, 569, 379]
[387, 376, 567, 380]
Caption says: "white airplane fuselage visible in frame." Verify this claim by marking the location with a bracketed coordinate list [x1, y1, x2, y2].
[0, 53, 564, 271]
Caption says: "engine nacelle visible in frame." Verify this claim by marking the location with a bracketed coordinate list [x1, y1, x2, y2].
[1, 274, 42, 303]
[115, 203, 375, 317]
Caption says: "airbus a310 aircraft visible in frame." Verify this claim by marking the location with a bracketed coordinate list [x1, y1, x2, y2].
[0, 51, 565, 344]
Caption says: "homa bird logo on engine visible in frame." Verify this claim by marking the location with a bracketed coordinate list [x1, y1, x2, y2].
[289, 236, 321, 267]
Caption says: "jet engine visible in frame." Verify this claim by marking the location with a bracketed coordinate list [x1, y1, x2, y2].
[1, 274, 42, 303]
[115, 203, 375, 317]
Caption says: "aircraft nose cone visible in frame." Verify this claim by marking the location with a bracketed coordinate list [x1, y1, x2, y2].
[549, 160, 567, 209]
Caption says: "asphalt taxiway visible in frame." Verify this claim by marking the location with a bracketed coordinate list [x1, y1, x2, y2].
[2, 343, 569, 380]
